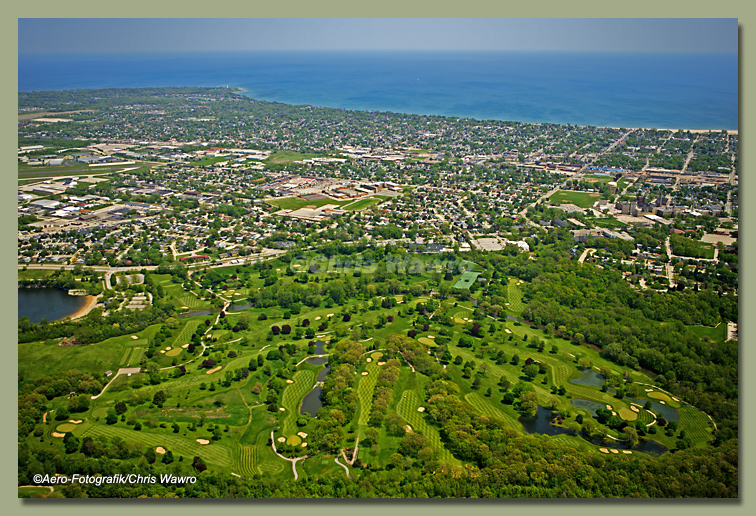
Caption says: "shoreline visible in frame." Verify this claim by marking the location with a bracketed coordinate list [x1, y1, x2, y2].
[67, 294, 100, 320]
[606, 126, 737, 135]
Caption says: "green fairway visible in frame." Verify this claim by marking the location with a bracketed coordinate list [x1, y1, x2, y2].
[281, 370, 316, 436]
[396, 390, 461, 465]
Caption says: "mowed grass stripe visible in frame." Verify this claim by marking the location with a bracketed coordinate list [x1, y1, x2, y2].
[507, 279, 524, 313]
[173, 320, 201, 348]
[179, 295, 202, 309]
[396, 390, 460, 465]
[677, 405, 714, 444]
[281, 370, 315, 436]
[119, 348, 131, 366]
[464, 392, 522, 430]
[357, 361, 380, 426]
[84, 425, 233, 467]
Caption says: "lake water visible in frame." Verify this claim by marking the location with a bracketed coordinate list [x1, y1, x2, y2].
[570, 369, 606, 388]
[300, 386, 323, 418]
[18, 288, 87, 324]
[18, 50, 737, 129]
[519, 405, 573, 436]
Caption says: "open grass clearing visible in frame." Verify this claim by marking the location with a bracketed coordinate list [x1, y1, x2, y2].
[548, 190, 602, 208]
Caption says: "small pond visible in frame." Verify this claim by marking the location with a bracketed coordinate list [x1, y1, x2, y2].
[570, 368, 606, 388]
[570, 398, 607, 417]
[178, 309, 212, 319]
[300, 386, 323, 417]
[519, 405, 573, 436]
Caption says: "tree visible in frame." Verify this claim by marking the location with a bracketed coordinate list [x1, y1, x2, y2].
[523, 363, 539, 380]
[63, 432, 79, 454]
[114, 401, 128, 415]
[153, 390, 167, 408]
[520, 392, 538, 416]
[623, 426, 640, 447]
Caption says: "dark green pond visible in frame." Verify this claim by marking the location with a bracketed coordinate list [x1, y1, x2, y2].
[18, 288, 87, 324]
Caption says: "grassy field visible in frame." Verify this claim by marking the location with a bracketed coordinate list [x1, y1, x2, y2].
[688, 323, 727, 342]
[264, 150, 324, 164]
[507, 278, 524, 313]
[549, 190, 602, 208]
[342, 197, 383, 211]
[396, 389, 461, 465]
[357, 359, 381, 426]
[266, 197, 355, 211]
[280, 370, 316, 436]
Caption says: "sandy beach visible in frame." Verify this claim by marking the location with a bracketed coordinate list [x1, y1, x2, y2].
[68, 294, 100, 320]
[607, 126, 737, 135]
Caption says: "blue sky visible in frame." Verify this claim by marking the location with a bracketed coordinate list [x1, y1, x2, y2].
[18, 18, 737, 54]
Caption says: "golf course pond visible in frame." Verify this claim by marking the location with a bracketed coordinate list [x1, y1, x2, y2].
[300, 341, 330, 416]
[570, 368, 606, 387]
[519, 405, 573, 436]
[18, 287, 88, 323]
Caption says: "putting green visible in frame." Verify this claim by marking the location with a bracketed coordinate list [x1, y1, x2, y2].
[371, 352, 383, 360]
[165, 347, 182, 357]
[618, 407, 638, 421]
[454, 317, 468, 324]
[56, 423, 78, 433]
[92, 408, 108, 418]
[286, 434, 302, 446]
[648, 391, 672, 403]
[418, 337, 436, 346]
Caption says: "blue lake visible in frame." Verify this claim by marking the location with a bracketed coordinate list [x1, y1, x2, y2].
[18, 288, 87, 324]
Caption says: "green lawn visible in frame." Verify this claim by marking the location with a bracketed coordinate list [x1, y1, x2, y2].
[342, 197, 383, 211]
[266, 197, 354, 211]
[549, 190, 602, 208]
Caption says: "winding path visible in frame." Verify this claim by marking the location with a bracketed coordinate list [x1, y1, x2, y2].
[270, 430, 307, 481]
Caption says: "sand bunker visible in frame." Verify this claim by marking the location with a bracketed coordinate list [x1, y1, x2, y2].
[52, 432, 66, 438]
[366, 358, 372, 363]
[131, 336, 138, 340]
[155, 447, 166, 454]
[645, 388, 654, 392]
[68, 420, 82, 424]
[672, 396, 680, 402]
[622, 450, 633, 454]
[606, 404, 613, 410]
[631, 406, 640, 412]
[206, 366, 222, 374]
[327, 313, 334, 318]
[196, 439, 210, 445]
[505, 329, 512, 333]
[378, 362, 386, 366]
[315, 316, 321, 320]
[301, 443, 308, 447]
[361, 372, 369, 376]
[610, 449, 619, 454]
[599, 448, 609, 453]
[277, 437, 286, 443]
[659, 401, 666, 405]
[428, 335, 435, 339]
[279, 407, 286, 411]
[286, 379, 294, 383]
[297, 432, 308, 438]
[182, 343, 190, 348]
[417, 407, 426, 412]
[404, 425, 413, 433]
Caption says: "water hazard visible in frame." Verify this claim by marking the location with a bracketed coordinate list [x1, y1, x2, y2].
[18, 288, 88, 323]
[570, 369, 606, 388]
